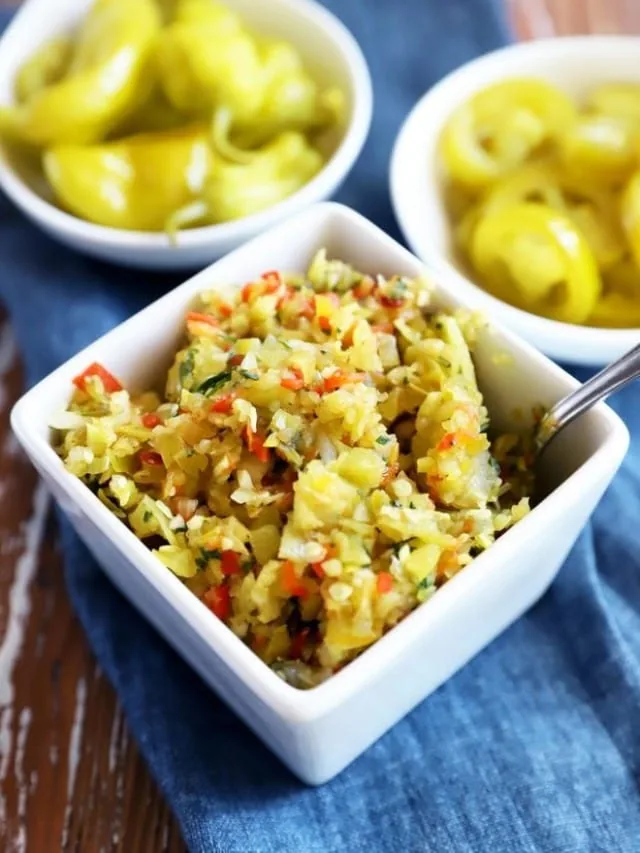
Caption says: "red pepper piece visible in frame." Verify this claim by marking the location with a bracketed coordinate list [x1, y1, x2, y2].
[142, 413, 162, 429]
[204, 585, 231, 620]
[139, 450, 163, 466]
[72, 362, 122, 394]
[221, 550, 242, 576]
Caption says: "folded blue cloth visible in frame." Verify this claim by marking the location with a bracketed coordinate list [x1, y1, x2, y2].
[2, 2, 639, 850]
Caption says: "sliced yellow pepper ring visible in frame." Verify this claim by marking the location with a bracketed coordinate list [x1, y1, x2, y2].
[602, 256, 640, 298]
[454, 203, 484, 258]
[43, 125, 212, 231]
[559, 114, 637, 185]
[588, 84, 640, 125]
[470, 202, 601, 324]
[482, 161, 565, 212]
[439, 79, 576, 190]
[481, 163, 625, 270]
[590, 256, 640, 326]
[621, 170, 640, 267]
[589, 293, 640, 328]
[456, 161, 563, 257]
[173, 0, 242, 28]
[565, 201, 625, 271]
[443, 181, 477, 221]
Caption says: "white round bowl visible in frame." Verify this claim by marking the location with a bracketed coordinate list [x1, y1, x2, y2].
[0, 0, 372, 270]
[390, 36, 640, 367]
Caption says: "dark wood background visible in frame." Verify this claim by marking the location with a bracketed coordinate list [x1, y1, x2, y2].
[0, 1, 634, 851]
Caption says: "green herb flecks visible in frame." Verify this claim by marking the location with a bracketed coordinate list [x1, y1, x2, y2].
[195, 547, 222, 571]
[391, 538, 412, 556]
[376, 435, 391, 445]
[179, 349, 195, 389]
[239, 370, 259, 381]
[196, 370, 233, 396]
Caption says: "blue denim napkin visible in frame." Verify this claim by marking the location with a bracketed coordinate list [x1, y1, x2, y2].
[2, 2, 640, 850]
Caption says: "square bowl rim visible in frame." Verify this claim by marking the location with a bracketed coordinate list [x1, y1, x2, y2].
[10, 201, 630, 723]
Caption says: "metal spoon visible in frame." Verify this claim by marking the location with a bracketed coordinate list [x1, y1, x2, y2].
[535, 342, 640, 455]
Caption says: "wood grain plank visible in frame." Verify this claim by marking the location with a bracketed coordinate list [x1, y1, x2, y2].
[508, 0, 640, 37]
[0, 311, 185, 853]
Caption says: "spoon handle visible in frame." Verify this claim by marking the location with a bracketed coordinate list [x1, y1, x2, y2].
[535, 342, 640, 452]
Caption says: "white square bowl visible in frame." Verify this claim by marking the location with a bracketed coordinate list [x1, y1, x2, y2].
[11, 203, 629, 785]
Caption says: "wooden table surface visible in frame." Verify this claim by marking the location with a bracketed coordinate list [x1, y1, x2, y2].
[0, 2, 636, 851]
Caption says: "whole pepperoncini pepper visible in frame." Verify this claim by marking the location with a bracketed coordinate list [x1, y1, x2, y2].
[155, 1, 263, 120]
[13, 37, 72, 105]
[156, 0, 342, 140]
[43, 125, 212, 231]
[0, 0, 161, 146]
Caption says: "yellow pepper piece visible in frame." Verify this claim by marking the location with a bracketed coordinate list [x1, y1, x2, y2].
[233, 40, 344, 145]
[43, 125, 212, 231]
[111, 87, 186, 137]
[172, 0, 241, 27]
[0, 0, 160, 146]
[167, 131, 323, 230]
[560, 115, 637, 186]
[480, 162, 625, 270]
[602, 256, 640, 298]
[204, 131, 323, 223]
[588, 257, 640, 328]
[443, 181, 476, 221]
[588, 84, 640, 125]
[482, 161, 566, 212]
[589, 294, 640, 327]
[155, 6, 262, 120]
[565, 201, 625, 271]
[440, 79, 576, 189]
[13, 37, 71, 105]
[453, 202, 484, 258]
[470, 202, 601, 324]
[621, 171, 640, 267]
